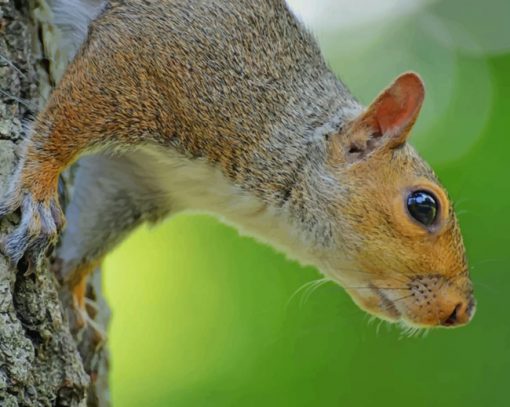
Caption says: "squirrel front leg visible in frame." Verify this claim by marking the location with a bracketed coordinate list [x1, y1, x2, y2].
[0, 45, 164, 265]
[0, 119, 80, 265]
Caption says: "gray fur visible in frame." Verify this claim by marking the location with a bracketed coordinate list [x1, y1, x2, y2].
[0, 0, 474, 328]
[59, 153, 170, 274]
[51, 0, 363, 267]
[50, 0, 106, 59]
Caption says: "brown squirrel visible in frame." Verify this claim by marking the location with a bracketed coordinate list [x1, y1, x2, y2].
[0, 0, 475, 329]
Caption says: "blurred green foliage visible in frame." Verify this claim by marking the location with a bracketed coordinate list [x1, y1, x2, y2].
[103, 1, 510, 405]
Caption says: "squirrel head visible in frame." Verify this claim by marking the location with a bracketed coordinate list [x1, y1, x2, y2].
[322, 72, 474, 329]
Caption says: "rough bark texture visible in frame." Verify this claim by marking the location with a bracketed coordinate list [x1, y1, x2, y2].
[0, 1, 109, 405]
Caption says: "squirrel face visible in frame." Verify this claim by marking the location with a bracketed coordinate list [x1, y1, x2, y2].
[323, 73, 474, 328]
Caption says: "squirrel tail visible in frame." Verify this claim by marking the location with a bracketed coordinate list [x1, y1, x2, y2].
[51, 0, 106, 58]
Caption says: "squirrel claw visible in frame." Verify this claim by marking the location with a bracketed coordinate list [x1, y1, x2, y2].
[69, 298, 107, 347]
[0, 192, 65, 267]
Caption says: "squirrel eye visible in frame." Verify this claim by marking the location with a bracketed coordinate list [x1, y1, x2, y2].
[406, 191, 438, 226]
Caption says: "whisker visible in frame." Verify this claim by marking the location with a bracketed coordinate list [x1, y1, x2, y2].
[471, 258, 505, 268]
[322, 259, 412, 285]
[366, 315, 377, 327]
[392, 294, 414, 303]
[399, 325, 423, 339]
[301, 278, 331, 307]
[342, 286, 408, 290]
[470, 279, 500, 294]
[452, 195, 474, 210]
[375, 319, 384, 336]
[286, 277, 331, 308]
[347, 269, 410, 285]
[419, 328, 430, 339]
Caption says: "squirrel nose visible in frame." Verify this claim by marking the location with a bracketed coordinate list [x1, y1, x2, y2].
[440, 298, 475, 327]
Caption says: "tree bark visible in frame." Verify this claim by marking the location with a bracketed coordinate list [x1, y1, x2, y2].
[0, 1, 109, 405]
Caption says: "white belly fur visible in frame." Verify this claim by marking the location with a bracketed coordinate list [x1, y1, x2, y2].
[133, 145, 316, 268]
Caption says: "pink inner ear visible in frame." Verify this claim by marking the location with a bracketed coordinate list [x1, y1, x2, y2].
[374, 72, 425, 136]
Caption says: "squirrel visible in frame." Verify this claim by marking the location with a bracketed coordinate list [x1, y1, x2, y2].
[0, 0, 475, 330]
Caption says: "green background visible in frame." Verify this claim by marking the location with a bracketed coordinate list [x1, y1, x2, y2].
[103, 0, 510, 405]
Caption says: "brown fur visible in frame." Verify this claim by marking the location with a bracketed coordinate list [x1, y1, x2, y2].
[0, 0, 474, 329]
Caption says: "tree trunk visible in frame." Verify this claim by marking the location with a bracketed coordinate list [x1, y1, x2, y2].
[0, 1, 109, 405]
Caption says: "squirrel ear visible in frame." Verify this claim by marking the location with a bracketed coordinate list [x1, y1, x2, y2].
[367, 72, 425, 147]
[333, 72, 425, 162]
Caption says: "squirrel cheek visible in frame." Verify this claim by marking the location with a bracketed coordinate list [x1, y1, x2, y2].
[344, 288, 401, 322]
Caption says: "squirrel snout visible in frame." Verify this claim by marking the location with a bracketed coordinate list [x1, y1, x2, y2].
[403, 274, 475, 328]
[348, 275, 476, 329]
[440, 297, 476, 327]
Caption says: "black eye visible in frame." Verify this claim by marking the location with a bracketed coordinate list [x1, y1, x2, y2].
[406, 191, 438, 226]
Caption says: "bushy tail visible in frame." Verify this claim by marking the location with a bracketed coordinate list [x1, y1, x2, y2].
[50, 0, 106, 58]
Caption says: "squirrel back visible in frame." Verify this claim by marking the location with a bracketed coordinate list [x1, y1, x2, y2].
[50, 0, 363, 204]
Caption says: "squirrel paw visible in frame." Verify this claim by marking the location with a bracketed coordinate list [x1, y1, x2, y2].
[0, 191, 65, 267]
[68, 293, 107, 346]
[71, 302, 107, 347]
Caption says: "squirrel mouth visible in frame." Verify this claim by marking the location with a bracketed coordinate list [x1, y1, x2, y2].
[372, 286, 402, 320]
